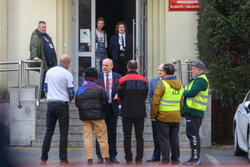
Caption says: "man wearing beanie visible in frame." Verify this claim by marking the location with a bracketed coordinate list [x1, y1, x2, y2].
[182, 60, 209, 166]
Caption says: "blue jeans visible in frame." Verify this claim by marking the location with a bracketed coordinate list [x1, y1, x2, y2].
[41, 101, 69, 161]
[151, 120, 161, 160]
[185, 115, 203, 160]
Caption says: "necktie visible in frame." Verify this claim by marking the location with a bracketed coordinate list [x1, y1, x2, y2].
[105, 74, 110, 101]
[121, 35, 124, 47]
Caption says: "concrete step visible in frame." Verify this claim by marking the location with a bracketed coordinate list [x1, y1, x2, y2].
[36, 125, 187, 135]
[32, 139, 190, 148]
[33, 102, 190, 148]
[36, 118, 155, 126]
[34, 132, 188, 142]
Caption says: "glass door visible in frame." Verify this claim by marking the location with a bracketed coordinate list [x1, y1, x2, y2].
[135, 0, 147, 77]
[72, 0, 96, 86]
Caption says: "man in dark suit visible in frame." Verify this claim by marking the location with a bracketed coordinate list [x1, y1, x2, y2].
[109, 22, 133, 76]
[96, 58, 122, 163]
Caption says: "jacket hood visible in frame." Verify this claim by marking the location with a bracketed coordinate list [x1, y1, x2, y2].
[163, 77, 182, 90]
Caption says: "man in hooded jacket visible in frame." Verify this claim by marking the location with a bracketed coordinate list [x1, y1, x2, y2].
[151, 63, 184, 164]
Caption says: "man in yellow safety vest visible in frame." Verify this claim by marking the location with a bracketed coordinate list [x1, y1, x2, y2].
[182, 60, 209, 166]
[151, 64, 184, 164]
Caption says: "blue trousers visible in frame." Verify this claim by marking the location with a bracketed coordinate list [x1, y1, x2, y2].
[151, 120, 161, 160]
[41, 101, 69, 161]
[185, 115, 203, 160]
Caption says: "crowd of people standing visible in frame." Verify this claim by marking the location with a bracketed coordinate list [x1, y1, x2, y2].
[30, 19, 209, 166]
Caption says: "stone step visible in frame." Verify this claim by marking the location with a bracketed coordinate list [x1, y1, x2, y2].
[34, 132, 188, 142]
[36, 118, 155, 126]
[35, 123, 187, 135]
[33, 102, 190, 148]
[32, 138, 190, 148]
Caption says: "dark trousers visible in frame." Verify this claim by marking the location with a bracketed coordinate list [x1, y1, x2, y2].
[185, 115, 203, 160]
[122, 117, 144, 161]
[156, 120, 180, 161]
[41, 101, 69, 161]
[117, 54, 127, 76]
[41, 71, 46, 98]
[151, 120, 161, 160]
[96, 104, 118, 159]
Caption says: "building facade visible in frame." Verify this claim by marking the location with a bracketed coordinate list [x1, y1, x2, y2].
[0, 0, 198, 99]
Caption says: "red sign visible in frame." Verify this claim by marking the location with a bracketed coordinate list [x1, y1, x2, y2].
[169, 0, 200, 11]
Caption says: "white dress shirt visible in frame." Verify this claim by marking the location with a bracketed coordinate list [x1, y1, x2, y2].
[104, 71, 113, 103]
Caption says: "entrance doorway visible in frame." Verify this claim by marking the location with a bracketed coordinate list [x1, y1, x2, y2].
[96, 0, 135, 58]
[72, 0, 147, 87]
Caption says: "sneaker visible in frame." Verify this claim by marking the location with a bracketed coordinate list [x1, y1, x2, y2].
[184, 158, 201, 166]
[193, 158, 201, 165]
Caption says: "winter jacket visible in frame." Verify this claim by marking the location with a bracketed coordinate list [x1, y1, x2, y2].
[151, 76, 184, 123]
[75, 81, 108, 120]
[29, 29, 57, 71]
[181, 72, 209, 118]
[117, 71, 148, 118]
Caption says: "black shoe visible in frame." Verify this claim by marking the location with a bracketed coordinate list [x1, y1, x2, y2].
[159, 160, 170, 165]
[171, 160, 180, 165]
[40, 160, 47, 165]
[126, 160, 133, 165]
[87, 159, 93, 165]
[109, 157, 119, 163]
[104, 158, 111, 165]
[97, 158, 103, 163]
[135, 160, 142, 165]
[147, 158, 160, 162]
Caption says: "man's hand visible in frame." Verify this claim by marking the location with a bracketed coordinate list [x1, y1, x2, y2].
[151, 118, 156, 122]
[33, 57, 40, 61]
[113, 93, 118, 100]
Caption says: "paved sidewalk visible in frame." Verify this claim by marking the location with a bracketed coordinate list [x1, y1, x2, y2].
[5, 147, 250, 167]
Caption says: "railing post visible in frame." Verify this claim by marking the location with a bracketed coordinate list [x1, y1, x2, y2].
[37, 61, 44, 106]
[178, 60, 182, 84]
[18, 61, 23, 108]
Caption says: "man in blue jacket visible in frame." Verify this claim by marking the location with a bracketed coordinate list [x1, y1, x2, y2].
[147, 64, 164, 162]
[95, 58, 122, 163]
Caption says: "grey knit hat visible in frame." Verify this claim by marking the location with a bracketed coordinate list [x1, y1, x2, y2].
[192, 60, 206, 71]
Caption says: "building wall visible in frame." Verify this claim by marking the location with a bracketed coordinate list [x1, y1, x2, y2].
[0, 0, 71, 97]
[147, 0, 198, 80]
[0, 0, 8, 99]
[1, 0, 198, 98]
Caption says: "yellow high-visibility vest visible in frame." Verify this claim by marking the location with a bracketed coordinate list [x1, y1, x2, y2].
[159, 80, 184, 111]
[185, 74, 209, 112]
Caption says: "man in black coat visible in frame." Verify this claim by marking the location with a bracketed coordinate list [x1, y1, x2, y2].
[118, 60, 148, 163]
[109, 22, 133, 76]
[95, 58, 122, 163]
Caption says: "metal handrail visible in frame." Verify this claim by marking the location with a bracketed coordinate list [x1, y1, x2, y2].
[177, 60, 193, 85]
[23, 60, 44, 106]
[0, 60, 44, 108]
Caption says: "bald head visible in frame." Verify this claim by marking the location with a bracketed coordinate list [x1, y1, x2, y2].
[59, 54, 71, 69]
[103, 58, 113, 65]
[127, 60, 138, 71]
[102, 58, 114, 73]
